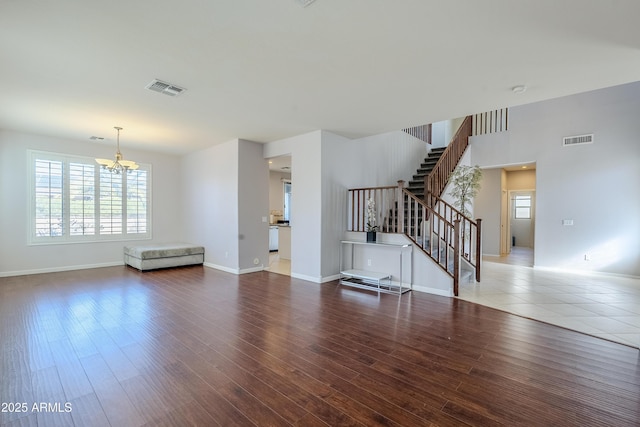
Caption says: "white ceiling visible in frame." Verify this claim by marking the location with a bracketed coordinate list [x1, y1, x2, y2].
[1, 0, 639, 155]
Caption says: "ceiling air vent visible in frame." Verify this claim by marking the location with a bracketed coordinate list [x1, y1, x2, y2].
[296, 0, 317, 7]
[562, 134, 593, 147]
[145, 79, 186, 97]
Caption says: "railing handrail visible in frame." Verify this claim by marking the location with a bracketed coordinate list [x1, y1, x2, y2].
[347, 185, 397, 192]
[425, 191, 475, 226]
[426, 115, 473, 199]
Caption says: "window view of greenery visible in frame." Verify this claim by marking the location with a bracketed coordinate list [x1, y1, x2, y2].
[32, 152, 150, 242]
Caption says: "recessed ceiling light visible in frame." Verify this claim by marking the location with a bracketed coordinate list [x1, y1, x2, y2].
[512, 85, 527, 94]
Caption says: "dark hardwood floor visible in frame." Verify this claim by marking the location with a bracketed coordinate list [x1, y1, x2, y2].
[1, 265, 639, 426]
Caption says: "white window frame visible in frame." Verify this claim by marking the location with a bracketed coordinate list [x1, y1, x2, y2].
[28, 149, 152, 245]
[513, 194, 531, 219]
[283, 179, 292, 222]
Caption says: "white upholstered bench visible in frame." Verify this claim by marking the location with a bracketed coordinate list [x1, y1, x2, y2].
[124, 243, 205, 271]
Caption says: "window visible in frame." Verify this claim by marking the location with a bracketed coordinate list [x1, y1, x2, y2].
[513, 195, 531, 219]
[283, 180, 292, 222]
[29, 150, 151, 244]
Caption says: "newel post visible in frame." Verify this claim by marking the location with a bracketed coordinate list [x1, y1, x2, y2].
[475, 218, 482, 282]
[453, 219, 461, 296]
[397, 180, 405, 234]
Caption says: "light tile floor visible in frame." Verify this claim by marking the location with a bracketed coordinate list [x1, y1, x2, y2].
[267, 252, 291, 276]
[458, 248, 640, 348]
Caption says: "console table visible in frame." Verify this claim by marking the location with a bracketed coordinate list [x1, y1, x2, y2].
[339, 240, 412, 295]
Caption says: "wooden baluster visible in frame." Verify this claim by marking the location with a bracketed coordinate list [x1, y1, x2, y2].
[453, 219, 460, 296]
[475, 218, 482, 282]
[397, 180, 405, 234]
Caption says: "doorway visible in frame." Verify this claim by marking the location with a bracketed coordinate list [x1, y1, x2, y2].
[509, 190, 535, 249]
[267, 155, 292, 276]
[499, 167, 536, 265]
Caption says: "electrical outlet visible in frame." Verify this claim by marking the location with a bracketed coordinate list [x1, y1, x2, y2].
[584, 254, 591, 261]
[367, 259, 372, 266]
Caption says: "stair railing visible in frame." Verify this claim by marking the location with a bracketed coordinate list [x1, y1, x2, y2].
[347, 183, 482, 295]
[347, 185, 398, 233]
[425, 191, 482, 283]
[401, 189, 459, 288]
[425, 115, 473, 199]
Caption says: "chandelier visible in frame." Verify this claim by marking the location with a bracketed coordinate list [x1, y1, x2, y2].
[95, 127, 139, 173]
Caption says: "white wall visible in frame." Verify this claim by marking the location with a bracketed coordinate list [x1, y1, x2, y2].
[263, 129, 429, 284]
[264, 131, 323, 282]
[472, 82, 640, 276]
[0, 130, 182, 276]
[507, 169, 535, 190]
[320, 130, 430, 281]
[432, 117, 465, 148]
[474, 168, 503, 256]
[237, 140, 269, 272]
[181, 139, 268, 274]
[181, 139, 239, 270]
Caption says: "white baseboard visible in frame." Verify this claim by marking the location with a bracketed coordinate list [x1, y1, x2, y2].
[534, 265, 640, 280]
[204, 262, 267, 275]
[412, 284, 454, 297]
[204, 262, 239, 274]
[320, 274, 341, 283]
[290, 272, 322, 283]
[239, 265, 265, 274]
[0, 261, 123, 278]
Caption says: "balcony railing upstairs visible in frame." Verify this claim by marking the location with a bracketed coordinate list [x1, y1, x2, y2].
[347, 182, 481, 296]
[403, 123, 432, 144]
[473, 108, 508, 135]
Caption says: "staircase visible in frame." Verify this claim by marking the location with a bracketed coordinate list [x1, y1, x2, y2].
[347, 116, 481, 296]
[385, 146, 445, 236]
[405, 147, 446, 199]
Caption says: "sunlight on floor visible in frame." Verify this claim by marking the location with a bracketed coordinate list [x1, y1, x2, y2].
[459, 249, 640, 348]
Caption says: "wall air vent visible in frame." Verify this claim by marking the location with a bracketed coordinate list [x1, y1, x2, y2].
[145, 79, 186, 97]
[89, 136, 104, 141]
[562, 134, 593, 147]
